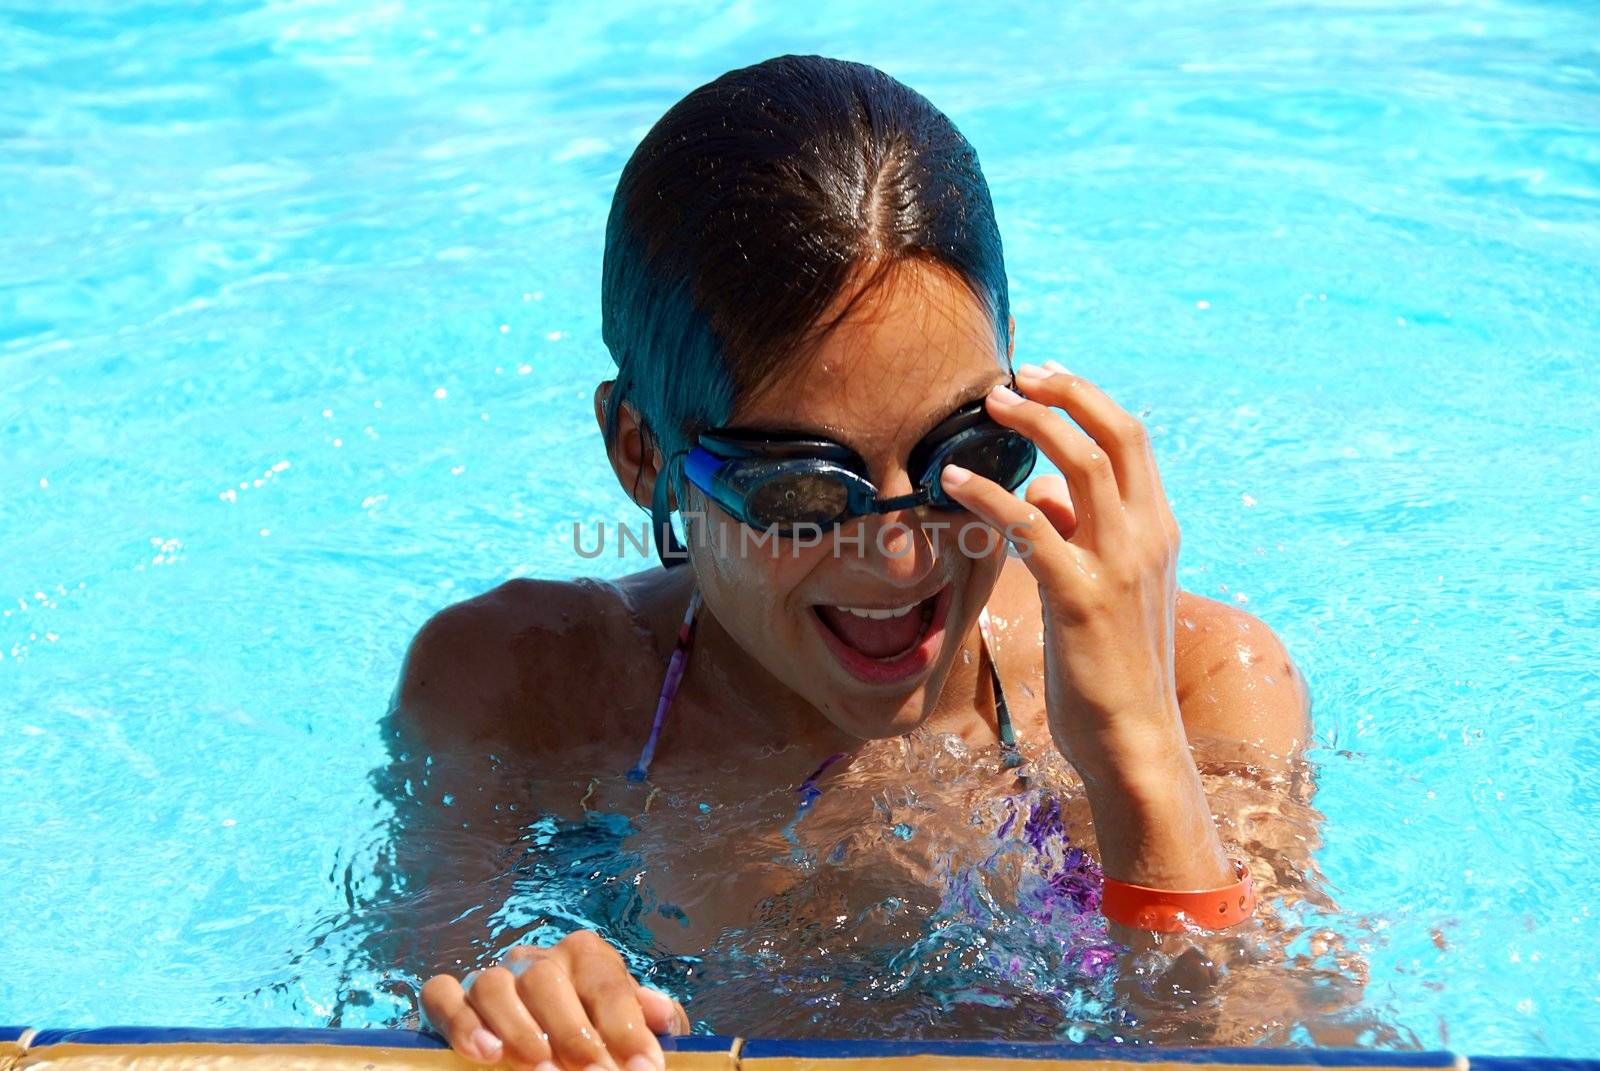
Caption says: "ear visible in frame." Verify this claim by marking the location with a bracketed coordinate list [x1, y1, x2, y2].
[1007, 315, 1016, 362]
[594, 380, 666, 511]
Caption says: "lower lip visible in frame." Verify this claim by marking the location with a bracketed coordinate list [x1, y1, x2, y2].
[810, 584, 953, 686]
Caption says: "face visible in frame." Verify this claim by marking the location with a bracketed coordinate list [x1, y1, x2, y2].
[684, 259, 1014, 741]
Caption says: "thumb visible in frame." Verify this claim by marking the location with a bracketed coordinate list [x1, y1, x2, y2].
[635, 984, 688, 1035]
[1023, 473, 1078, 541]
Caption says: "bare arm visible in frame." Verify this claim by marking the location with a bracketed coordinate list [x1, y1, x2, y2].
[1099, 599, 1352, 1044]
[384, 580, 692, 1066]
[374, 584, 564, 985]
[1091, 595, 1311, 925]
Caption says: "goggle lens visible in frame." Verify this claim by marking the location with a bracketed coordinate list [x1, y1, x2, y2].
[745, 471, 852, 530]
[925, 427, 1037, 511]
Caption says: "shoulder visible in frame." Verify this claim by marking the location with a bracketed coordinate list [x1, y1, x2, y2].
[391, 574, 659, 751]
[987, 558, 1310, 766]
[1172, 591, 1312, 764]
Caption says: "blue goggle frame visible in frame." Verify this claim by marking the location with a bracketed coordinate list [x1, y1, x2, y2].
[651, 388, 1036, 567]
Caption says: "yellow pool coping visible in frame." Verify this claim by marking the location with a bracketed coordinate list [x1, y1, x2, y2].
[0, 1026, 1586, 1071]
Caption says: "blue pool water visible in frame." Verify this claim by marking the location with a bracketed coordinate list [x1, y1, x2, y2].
[2, 0, 1599, 1058]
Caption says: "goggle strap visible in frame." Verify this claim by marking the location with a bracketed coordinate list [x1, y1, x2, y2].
[871, 489, 930, 513]
[682, 447, 724, 494]
[652, 453, 692, 568]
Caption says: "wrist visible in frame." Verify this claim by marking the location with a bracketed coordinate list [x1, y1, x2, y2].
[1079, 735, 1232, 890]
[1069, 710, 1193, 800]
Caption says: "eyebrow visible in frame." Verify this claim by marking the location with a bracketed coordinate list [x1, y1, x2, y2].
[731, 376, 1003, 445]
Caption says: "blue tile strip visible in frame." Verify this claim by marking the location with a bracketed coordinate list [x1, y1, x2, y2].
[0, 1026, 29, 1043]
[1468, 1060, 1600, 1071]
[662, 1035, 740, 1052]
[27, 1027, 450, 1049]
[740, 1039, 1462, 1064]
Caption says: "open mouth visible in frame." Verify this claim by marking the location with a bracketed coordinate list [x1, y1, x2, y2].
[809, 584, 953, 685]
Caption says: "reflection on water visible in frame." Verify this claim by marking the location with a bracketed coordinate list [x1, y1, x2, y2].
[273, 723, 1411, 1048]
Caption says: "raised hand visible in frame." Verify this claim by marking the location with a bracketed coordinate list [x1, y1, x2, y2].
[934, 361, 1222, 896]
[939, 360, 1187, 795]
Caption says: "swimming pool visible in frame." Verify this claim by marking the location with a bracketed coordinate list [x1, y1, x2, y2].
[2, 0, 1598, 1059]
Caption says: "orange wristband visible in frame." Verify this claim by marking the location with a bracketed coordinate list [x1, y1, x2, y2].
[1101, 857, 1255, 933]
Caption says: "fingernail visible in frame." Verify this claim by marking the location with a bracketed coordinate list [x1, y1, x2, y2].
[470, 1028, 502, 1061]
[626, 1056, 660, 1071]
[989, 383, 1024, 406]
[1043, 359, 1071, 374]
[534, 1063, 560, 1071]
[941, 464, 972, 488]
[1014, 363, 1048, 380]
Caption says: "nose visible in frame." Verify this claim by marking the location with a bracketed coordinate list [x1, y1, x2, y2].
[837, 465, 939, 587]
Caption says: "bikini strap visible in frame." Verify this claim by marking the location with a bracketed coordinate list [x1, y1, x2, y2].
[627, 586, 702, 781]
[977, 605, 1025, 770]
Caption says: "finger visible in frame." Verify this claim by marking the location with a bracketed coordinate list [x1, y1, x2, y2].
[569, 940, 666, 1071]
[1023, 474, 1078, 541]
[1015, 362, 1163, 516]
[504, 944, 542, 966]
[467, 965, 554, 1068]
[984, 381, 1127, 550]
[938, 462, 1078, 588]
[1017, 363, 1184, 563]
[516, 955, 621, 1071]
[635, 984, 687, 1036]
[420, 974, 505, 1067]
[672, 999, 690, 1036]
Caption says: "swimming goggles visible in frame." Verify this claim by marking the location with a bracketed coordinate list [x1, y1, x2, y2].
[653, 385, 1037, 566]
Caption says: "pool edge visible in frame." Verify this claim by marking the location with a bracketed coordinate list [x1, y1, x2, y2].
[0, 1027, 1594, 1070]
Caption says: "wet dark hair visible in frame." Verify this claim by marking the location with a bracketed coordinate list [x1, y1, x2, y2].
[600, 53, 1010, 490]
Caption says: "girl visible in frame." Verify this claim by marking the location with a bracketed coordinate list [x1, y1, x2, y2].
[396, 54, 1312, 1071]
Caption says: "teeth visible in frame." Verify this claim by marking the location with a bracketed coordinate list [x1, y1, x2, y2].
[837, 604, 917, 620]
